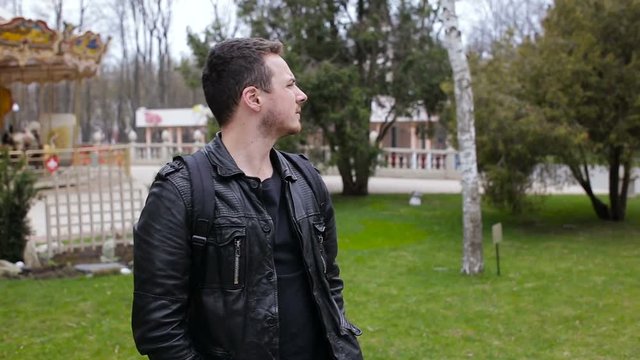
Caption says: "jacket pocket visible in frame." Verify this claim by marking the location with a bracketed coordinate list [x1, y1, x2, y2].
[202, 346, 233, 360]
[313, 221, 327, 274]
[201, 225, 246, 289]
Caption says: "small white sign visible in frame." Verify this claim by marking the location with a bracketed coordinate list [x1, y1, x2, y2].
[492, 223, 503, 244]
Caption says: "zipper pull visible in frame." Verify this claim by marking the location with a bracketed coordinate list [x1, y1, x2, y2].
[234, 239, 241, 285]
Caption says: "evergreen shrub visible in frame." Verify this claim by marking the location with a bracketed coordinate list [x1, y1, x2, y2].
[0, 149, 38, 262]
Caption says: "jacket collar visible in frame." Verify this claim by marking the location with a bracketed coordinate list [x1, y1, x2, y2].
[273, 150, 297, 182]
[204, 132, 297, 182]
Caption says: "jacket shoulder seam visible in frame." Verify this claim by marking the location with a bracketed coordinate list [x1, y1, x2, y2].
[163, 167, 191, 214]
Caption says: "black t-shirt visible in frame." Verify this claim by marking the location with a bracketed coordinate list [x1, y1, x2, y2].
[259, 171, 329, 360]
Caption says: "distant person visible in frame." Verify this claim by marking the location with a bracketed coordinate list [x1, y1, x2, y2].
[2, 125, 15, 148]
[30, 129, 42, 150]
[132, 38, 363, 360]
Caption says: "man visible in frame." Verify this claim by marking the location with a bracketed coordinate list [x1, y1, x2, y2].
[132, 38, 363, 360]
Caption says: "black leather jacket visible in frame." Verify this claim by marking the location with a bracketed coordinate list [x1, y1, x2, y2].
[132, 134, 363, 360]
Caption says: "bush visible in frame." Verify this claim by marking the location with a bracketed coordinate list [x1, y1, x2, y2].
[0, 149, 38, 262]
[482, 164, 534, 213]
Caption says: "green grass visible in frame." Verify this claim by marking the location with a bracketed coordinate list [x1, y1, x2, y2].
[1, 194, 639, 359]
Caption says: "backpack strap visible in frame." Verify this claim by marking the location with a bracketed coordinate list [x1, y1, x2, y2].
[280, 152, 328, 212]
[175, 150, 215, 287]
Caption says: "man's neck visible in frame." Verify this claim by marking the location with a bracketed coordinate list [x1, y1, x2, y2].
[220, 128, 276, 181]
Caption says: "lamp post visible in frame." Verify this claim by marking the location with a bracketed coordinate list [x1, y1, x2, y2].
[127, 129, 138, 164]
[161, 129, 171, 160]
[11, 102, 19, 131]
[92, 129, 104, 145]
[193, 129, 203, 145]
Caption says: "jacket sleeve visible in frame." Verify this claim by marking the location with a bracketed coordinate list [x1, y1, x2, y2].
[131, 174, 201, 360]
[319, 182, 346, 311]
[321, 181, 363, 338]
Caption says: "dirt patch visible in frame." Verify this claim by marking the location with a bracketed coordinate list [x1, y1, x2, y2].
[7, 244, 133, 280]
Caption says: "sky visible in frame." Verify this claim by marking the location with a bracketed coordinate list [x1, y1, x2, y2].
[168, 0, 478, 58]
[4, 0, 477, 60]
[169, 0, 233, 58]
[2, 0, 230, 59]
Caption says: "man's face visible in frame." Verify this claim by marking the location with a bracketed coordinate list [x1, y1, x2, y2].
[259, 54, 308, 138]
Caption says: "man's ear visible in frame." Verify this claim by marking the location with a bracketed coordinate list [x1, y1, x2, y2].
[241, 86, 261, 112]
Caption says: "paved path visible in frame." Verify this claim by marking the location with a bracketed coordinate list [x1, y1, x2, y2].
[28, 165, 607, 239]
[129, 165, 464, 194]
[130, 165, 599, 195]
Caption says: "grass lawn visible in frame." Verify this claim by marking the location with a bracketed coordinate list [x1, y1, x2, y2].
[1, 194, 639, 359]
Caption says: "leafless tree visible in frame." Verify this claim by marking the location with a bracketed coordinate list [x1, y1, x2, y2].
[51, 0, 64, 30]
[77, 0, 88, 31]
[1, 0, 23, 16]
[155, 0, 172, 107]
[6, 0, 201, 143]
[114, 0, 131, 141]
[464, 0, 550, 56]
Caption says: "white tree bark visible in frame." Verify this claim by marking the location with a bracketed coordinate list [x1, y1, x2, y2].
[440, 0, 484, 275]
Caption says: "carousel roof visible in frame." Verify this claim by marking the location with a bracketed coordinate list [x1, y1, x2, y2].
[0, 17, 110, 84]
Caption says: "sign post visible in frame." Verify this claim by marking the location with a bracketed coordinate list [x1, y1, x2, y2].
[492, 223, 503, 276]
[45, 155, 59, 174]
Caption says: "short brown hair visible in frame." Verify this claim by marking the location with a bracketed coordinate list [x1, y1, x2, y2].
[201, 38, 283, 126]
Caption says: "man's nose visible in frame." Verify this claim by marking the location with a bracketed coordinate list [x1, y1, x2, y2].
[297, 88, 308, 104]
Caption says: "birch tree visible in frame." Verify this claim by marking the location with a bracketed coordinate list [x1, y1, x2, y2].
[440, 0, 483, 275]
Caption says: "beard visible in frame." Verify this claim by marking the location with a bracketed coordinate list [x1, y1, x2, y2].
[259, 108, 301, 139]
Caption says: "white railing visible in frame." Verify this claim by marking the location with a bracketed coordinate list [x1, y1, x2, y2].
[130, 142, 204, 165]
[375, 147, 460, 179]
[127, 142, 461, 178]
[378, 147, 459, 171]
[9, 145, 133, 186]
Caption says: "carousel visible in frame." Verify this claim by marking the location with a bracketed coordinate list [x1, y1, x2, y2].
[0, 16, 110, 152]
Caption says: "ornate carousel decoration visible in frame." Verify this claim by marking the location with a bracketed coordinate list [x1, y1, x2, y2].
[0, 17, 110, 84]
[0, 16, 110, 147]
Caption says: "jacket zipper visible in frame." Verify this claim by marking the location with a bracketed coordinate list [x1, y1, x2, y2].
[284, 181, 351, 343]
[318, 233, 327, 274]
[234, 238, 241, 285]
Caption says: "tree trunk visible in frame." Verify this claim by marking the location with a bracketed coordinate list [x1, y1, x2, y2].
[53, 0, 63, 31]
[353, 149, 371, 196]
[567, 163, 611, 220]
[608, 146, 629, 221]
[342, 175, 368, 196]
[337, 154, 368, 196]
[117, 0, 128, 143]
[571, 145, 631, 222]
[608, 146, 621, 220]
[130, 0, 143, 112]
[73, 79, 81, 145]
[82, 81, 92, 142]
[441, 0, 484, 275]
[585, 184, 611, 220]
[158, 0, 172, 107]
[617, 159, 631, 221]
